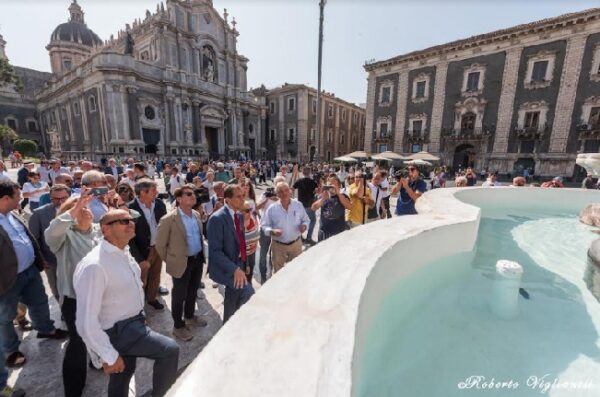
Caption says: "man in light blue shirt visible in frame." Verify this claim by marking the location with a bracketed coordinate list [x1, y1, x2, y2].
[0, 180, 68, 376]
[81, 170, 109, 222]
[261, 182, 309, 273]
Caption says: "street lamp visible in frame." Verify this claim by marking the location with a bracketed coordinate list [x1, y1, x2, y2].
[314, 0, 326, 164]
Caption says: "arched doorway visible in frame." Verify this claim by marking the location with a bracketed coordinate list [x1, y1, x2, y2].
[453, 144, 476, 170]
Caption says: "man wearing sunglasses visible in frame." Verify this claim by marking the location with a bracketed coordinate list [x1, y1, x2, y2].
[156, 184, 207, 341]
[74, 209, 179, 397]
[391, 166, 427, 216]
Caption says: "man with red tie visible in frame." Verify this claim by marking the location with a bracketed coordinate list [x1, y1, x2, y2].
[207, 184, 255, 323]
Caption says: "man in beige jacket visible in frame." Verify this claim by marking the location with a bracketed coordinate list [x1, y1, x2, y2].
[156, 184, 207, 341]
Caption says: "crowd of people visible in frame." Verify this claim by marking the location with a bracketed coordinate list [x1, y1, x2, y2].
[0, 153, 585, 397]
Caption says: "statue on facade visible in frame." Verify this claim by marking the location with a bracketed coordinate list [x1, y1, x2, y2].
[125, 32, 134, 56]
[202, 46, 216, 82]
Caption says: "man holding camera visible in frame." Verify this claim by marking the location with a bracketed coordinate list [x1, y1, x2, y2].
[128, 179, 167, 311]
[391, 166, 427, 216]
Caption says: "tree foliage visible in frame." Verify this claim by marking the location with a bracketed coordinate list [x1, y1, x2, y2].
[0, 124, 18, 141]
[0, 58, 23, 93]
[13, 139, 37, 156]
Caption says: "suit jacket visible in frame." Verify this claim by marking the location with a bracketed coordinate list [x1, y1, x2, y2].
[128, 198, 167, 263]
[206, 206, 244, 286]
[104, 166, 124, 179]
[155, 208, 204, 278]
[28, 203, 57, 266]
[0, 213, 45, 296]
[17, 167, 29, 187]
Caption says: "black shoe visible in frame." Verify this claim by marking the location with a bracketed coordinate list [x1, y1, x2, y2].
[158, 286, 169, 296]
[200, 282, 205, 289]
[37, 328, 69, 339]
[305, 239, 317, 246]
[148, 300, 165, 310]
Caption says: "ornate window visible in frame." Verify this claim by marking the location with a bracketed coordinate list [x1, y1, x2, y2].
[412, 73, 430, 103]
[408, 113, 427, 137]
[63, 57, 72, 72]
[88, 96, 97, 112]
[524, 51, 555, 89]
[579, 96, 600, 130]
[378, 80, 393, 106]
[312, 99, 317, 114]
[328, 104, 334, 118]
[5, 117, 17, 132]
[590, 44, 600, 82]
[341, 108, 346, 122]
[288, 128, 295, 142]
[140, 50, 150, 61]
[590, 107, 600, 128]
[453, 97, 486, 133]
[327, 129, 333, 143]
[461, 64, 486, 96]
[27, 120, 38, 133]
[144, 105, 156, 120]
[517, 101, 549, 133]
[310, 128, 315, 141]
[287, 97, 295, 113]
[376, 116, 392, 138]
[73, 101, 81, 116]
[461, 113, 476, 132]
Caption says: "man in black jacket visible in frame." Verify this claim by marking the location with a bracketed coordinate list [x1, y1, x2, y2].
[128, 179, 167, 310]
[17, 161, 34, 210]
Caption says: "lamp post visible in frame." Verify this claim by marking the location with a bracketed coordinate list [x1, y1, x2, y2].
[314, 0, 326, 164]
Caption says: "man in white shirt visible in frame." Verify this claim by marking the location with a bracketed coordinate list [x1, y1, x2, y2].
[168, 167, 184, 200]
[74, 209, 179, 397]
[261, 182, 309, 273]
[48, 159, 69, 185]
[0, 160, 10, 183]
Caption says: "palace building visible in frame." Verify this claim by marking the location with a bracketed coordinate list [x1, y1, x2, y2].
[364, 8, 600, 178]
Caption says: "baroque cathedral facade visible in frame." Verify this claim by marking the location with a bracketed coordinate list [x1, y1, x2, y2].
[10, 0, 266, 161]
[364, 8, 600, 178]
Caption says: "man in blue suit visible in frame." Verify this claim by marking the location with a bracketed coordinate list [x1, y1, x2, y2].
[207, 184, 254, 323]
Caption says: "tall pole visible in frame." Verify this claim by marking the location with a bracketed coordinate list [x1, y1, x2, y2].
[314, 0, 325, 164]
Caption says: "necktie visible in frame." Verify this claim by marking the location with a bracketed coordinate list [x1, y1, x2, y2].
[234, 213, 247, 262]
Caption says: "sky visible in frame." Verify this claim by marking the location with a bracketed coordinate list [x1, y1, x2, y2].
[1, 0, 598, 105]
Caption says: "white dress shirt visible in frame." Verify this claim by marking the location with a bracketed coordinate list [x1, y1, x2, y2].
[74, 239, 145, 365]
[261, 199, 309, 243]
[137, 198, 157, 246]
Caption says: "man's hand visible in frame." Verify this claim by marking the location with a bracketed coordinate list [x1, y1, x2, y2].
[139, 261, 151, 271]
[271, 229, 283, 237]
[400, 178, 409, 188]
[299, 224, 307, 233]
[245, 265, 251, 275]
[234, 268, 247, 289]
[319, 190, 330, 200]
[102, 356, 125, 374]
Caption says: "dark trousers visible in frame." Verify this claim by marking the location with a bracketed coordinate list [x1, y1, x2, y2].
[245, 252, 256, 284]
[106, 315, 179, 397]
[61, 297, 87, 397]
[223, 278, 254, 324]
[171, 253, 203, 329]
[383, 196, 392, 218]
[258, 229, 271, 283]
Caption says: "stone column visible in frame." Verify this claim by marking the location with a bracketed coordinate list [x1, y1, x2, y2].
[364, 71, 376, 152]
[127, 86, 140, 140]
[394, 70, 409, 153]
[549, 34, 587, 153]
[428, 62, 448, 154]
[492, 47, 522, 155]
[166, 95, 176, 144]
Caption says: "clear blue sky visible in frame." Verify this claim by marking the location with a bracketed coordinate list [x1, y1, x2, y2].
[1, 0, 598, 104]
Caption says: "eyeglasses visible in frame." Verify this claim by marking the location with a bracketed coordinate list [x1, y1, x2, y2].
[50, 196, 69, 202]
[105, 218, 135, 226]
[243, 209, 251, 213]
[182, 192, 194, 197]
[408, 168, 417, 171]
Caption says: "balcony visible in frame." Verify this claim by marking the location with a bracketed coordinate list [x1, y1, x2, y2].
[442, 126, 494, 140]
[372, 131, 391, 142]
[513, 124, 548, 139]
[577, 123, 600, 136]
[405, 129, 428, 142]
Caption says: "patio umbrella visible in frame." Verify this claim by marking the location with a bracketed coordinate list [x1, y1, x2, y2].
[371, 151, 408, 161]
[404, 159, 433, 166]
[345, 150, 369, 159]
[406, 151, 440, 161]
[333, 156, 358, 163]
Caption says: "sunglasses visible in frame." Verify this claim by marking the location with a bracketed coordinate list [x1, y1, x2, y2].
[105, 218, 135, 226]
[51, 196, 69, 202]
[243, 209, 251, 213]
[183, 192, 194, 197]
[408, 168, 417, 171]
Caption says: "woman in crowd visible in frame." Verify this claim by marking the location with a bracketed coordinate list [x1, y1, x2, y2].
[243, 199, 260, 283]
[45, 192, 102, 397]
[116, 182, 135, 206]
[240, 177, 257, 215]
[22, 171, 49, 211]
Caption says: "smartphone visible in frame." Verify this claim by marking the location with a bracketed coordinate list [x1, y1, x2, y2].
[322, 185, 335, 192]
[91, 187, 109, 196]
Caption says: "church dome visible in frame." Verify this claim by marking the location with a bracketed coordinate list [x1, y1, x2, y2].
[49, 1, 101, 47]
[50, 22, 102, 47]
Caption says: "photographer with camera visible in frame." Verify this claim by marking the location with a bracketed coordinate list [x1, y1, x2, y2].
[293, 167, 319, 245]
[311, 174, 351, 241]
[391, 166, 427, 216]
[367, 172, 386, 222]
[347, 171, 375, 227]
